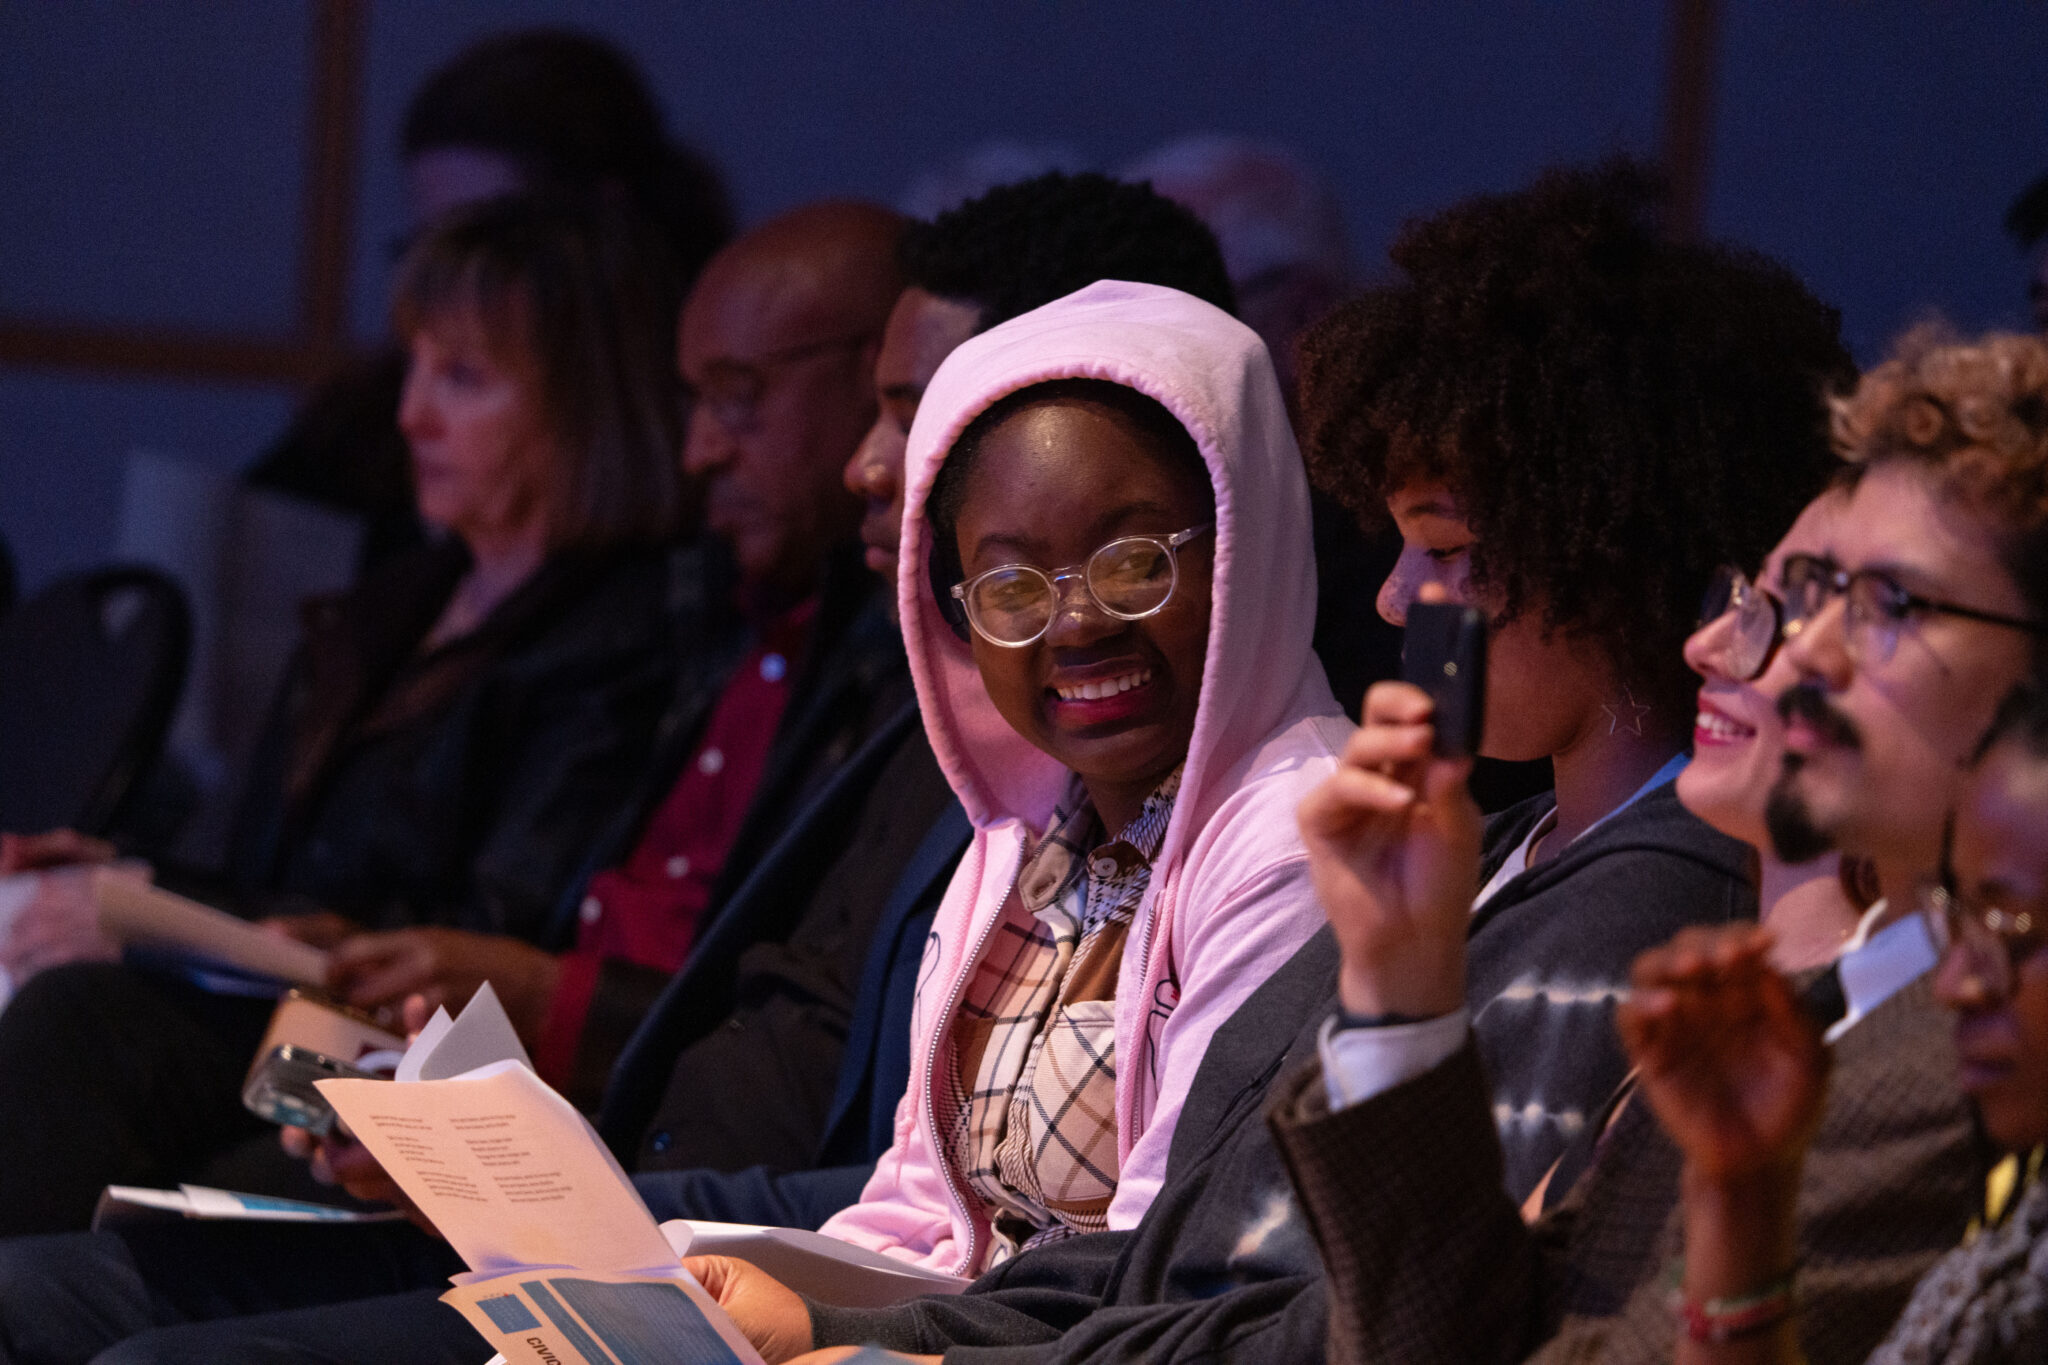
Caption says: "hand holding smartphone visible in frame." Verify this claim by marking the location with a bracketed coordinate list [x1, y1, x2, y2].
[1400, 602, 1487, 758]
[243, 1045, 379, 1137]
[242, 989, 406, 1136]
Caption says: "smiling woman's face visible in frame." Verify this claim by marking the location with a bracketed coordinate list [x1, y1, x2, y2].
[949, 396, 1215, 815]
[1676, 492, 1844, 849]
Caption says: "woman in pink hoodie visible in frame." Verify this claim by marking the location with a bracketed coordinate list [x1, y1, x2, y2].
[776, 278, 1348, 1284]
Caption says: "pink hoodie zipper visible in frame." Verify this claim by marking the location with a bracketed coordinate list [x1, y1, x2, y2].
[1127, 877, 1175, 1107]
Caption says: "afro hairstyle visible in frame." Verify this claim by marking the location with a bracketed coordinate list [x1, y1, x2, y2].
[1296, 158, 1854, 717]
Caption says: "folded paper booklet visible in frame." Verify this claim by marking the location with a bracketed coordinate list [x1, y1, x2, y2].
[90, 869, 328, 986]
[319, 987, 763, 1365]
[92, 1184, 406, 1229]
[316, 989, 961, 1365]
[445, 1265, 763, 1365]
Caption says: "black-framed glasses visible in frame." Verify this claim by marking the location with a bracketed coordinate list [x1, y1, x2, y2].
[1780, 553, 2048, 666]
[684, 332, 876, 434]
[1920, 881, 2048, 1000]
[950, 523, 1214, 648]
[1698, 565, 1787, 682]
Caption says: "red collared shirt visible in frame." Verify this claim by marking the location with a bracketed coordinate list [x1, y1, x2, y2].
[535, 599, 816, 1087]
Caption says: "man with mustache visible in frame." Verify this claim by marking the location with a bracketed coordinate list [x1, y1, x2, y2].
[1267, 324, 2048, 1364]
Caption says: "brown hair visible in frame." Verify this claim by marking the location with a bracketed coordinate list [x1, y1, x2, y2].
[1830, 325, 2048, 665]
[393, 194, 687, 552]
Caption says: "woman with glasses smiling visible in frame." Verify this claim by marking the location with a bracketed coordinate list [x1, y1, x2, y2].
[689, 277, 1347, 1330]
[1682, 491, 1867, 970]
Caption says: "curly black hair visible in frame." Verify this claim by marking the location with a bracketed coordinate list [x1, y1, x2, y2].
[901, 172, 1237, 330]
[1297, 159, 1853, 717]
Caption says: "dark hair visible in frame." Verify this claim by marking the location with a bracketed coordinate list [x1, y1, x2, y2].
[403, 28, 732, 280]
[926, 379, 1213, 635]
[393, 195, 687, 553]
[1297, 159, 1853, 717]
[901, 172, 1237, 331]
[1974, 680, 2048, 767]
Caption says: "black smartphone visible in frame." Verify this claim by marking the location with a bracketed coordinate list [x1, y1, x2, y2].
[1400, 602, 1488, 758]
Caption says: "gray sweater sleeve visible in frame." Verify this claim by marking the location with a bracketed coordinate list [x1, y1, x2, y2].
[804, 1231, 1130, 1355]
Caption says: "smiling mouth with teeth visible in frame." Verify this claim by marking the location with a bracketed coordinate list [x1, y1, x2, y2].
[1695, 710, 1757, 741]
[1055, 668, 1154, 702]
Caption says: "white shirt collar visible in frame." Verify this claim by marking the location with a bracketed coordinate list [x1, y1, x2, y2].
[1824, 898, 1940, 1044]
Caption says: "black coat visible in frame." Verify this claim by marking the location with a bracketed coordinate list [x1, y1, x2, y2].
[615, 711, 972, 1228]
[223, 538, 698, 944]
[547, 549, 911, 1101]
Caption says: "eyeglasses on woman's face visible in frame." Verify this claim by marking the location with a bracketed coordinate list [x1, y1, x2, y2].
[1698, 564, 1787, 682]
[951, 523, 1214, 648]
[1779, 553, 2048, 668]
[1922, 881, 2048, 1002]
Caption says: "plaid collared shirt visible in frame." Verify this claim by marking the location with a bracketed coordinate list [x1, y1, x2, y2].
[945, 767, 1182, 1258]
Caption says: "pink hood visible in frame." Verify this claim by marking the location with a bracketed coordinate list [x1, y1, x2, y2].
[821, 280, 1347, 1272]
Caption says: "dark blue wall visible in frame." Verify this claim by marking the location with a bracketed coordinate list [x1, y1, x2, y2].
[3, 1, 2043, 590]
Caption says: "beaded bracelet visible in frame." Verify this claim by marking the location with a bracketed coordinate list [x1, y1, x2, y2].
[1663, 1259, 1799, 1344]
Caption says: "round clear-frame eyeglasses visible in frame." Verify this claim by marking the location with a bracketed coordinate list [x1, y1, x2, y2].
[950, 522, 1214, 648]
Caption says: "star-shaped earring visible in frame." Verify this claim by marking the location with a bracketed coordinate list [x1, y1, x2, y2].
[1602, 686, 1651, 737]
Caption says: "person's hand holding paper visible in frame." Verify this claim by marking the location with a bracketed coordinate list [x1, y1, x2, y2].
[310, 982, 672, 1277]
[316, 986, 775, 1365]
[683, 1256, 817, 1363]
[262, 910, 361, 951]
